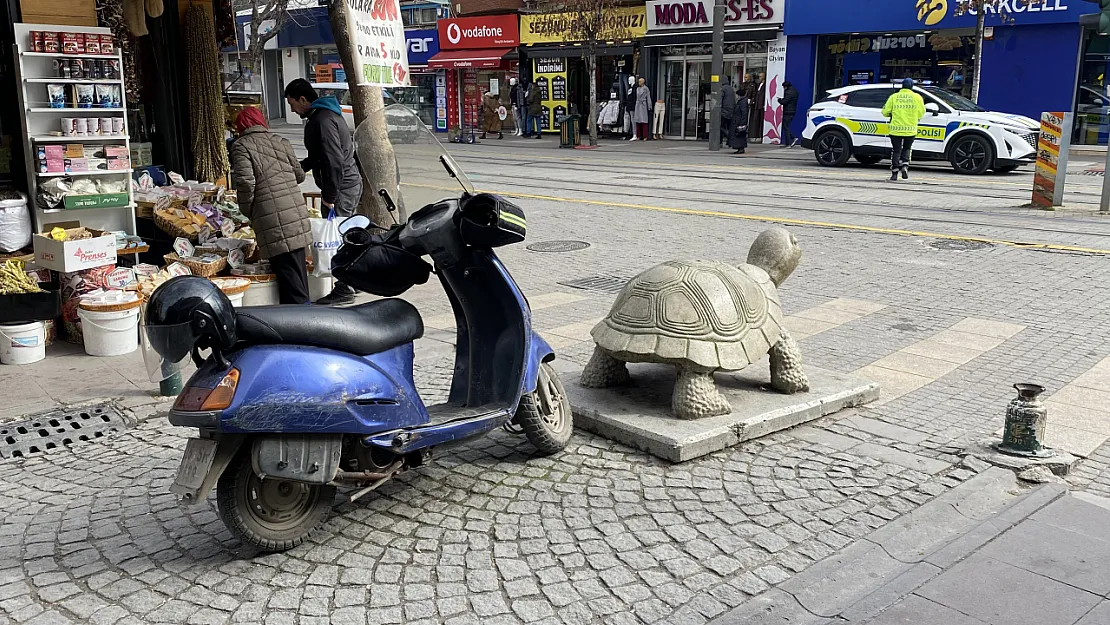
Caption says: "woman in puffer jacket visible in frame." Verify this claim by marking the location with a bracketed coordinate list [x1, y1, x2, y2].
[230, 107, 312, 304]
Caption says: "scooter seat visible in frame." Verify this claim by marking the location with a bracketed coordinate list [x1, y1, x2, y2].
[234, 299, 424, 356]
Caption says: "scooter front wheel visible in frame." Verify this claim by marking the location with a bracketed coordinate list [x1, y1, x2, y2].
[216, 450, 336, 552]
[516, 362, 573, 455]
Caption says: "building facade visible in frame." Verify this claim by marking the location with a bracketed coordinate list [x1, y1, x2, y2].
[783, 0, 1090, 142]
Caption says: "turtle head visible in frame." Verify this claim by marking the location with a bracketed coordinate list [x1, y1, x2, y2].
[746, 228, 801, 287]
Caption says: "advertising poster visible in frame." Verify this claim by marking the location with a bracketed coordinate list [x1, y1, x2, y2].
[344, 0, 411, 87]
[533, 57, 567, 133]
[1032, 112, 1071, 208]
[762, 34, 788, 145]
[520, 7, 647, 45]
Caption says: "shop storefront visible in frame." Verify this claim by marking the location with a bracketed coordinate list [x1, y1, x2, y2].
[428, 15, 520, 137]
[644, 0, 784, 141]
[519, 7, 647, 134]
[401, 29, 446, 131]
[784, 0, 1090, 135]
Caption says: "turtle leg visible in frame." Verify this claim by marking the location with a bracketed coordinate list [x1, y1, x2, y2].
[580, 346, 630, 388]
[672, 366, 731, 419]
[770, 328, 810, 394]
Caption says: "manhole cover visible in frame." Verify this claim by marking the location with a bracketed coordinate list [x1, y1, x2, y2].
[527, 240, 591, 253]
[0, 405, 126, 459]
[928, 239, 994, 252]
[559, 275, 631, 293]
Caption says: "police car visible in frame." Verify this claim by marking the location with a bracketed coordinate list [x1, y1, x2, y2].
[800, 84, 1040, 175]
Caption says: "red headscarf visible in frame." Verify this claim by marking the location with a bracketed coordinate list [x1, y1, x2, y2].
[235, 107, 267, 134]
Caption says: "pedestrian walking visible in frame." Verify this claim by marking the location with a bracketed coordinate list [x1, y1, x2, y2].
[480, 91, 504, 140]
[526, 80, 543, 139]
[881, 78, 927, 181]
[632, 78, 651, 141]
[284, 78, 363, 305]
[778, 81, 800, 147]
[728, 91, 749, 155]
[509, 78, 526, 136]
[229, 107, 311, 305]
[720, 79, 736, 145]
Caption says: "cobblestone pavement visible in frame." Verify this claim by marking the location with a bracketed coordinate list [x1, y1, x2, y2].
[3, 142, 1110, 624]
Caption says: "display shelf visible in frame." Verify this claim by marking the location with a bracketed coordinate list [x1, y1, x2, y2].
[32, 134, 128, 142]
[14, 22, 134, 237]
[25, 78, 124, 84]
[28, 107, 124, 113]
[37, 169, 130, 178]
[22, 51, 117, 59]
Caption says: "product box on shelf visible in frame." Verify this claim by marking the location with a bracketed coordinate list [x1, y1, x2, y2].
[33, 228, 117, 272]
[62, 193, 129, 210]
[64, 157, 88, 173]
[86, 157, 107, 170]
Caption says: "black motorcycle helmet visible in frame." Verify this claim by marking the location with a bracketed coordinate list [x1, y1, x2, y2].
[145, 275, 237, 363]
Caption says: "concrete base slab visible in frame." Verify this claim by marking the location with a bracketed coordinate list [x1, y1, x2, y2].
[962, 439, 1080, 477]
[564, 362, 879, 462]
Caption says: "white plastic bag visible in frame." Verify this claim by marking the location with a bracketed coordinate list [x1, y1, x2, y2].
[0, 193, 30, 253]
[309, 212, 341, 278]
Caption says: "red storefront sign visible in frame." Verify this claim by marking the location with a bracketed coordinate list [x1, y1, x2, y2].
[437, 15, 519, 50]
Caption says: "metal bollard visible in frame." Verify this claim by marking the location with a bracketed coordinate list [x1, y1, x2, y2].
[998, 383, 1054, 458]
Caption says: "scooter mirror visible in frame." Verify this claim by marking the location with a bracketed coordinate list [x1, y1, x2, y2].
[338, 215, 371, 235]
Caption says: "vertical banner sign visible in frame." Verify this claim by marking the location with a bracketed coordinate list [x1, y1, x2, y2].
[1032, 111, 1071, 209]
[344, 0, 410, 87]
[533, 57, 567, 133]
[763, 34, 788, 145]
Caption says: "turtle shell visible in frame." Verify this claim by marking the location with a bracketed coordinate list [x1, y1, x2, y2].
[591, 260, 783, 371]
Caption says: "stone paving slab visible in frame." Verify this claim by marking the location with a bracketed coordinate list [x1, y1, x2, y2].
[561, 361, 878, 462]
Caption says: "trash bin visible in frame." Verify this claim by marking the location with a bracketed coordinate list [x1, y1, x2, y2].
[558, 115, 581, 148]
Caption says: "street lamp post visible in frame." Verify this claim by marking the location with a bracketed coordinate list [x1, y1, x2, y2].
[707, 0, 726, 151]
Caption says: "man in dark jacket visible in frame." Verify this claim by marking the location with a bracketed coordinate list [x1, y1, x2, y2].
[526, 80, 543, 139]
[778, 81, 800, 148]
[720, 79, 736, 145]
[284, 78, 363, 305]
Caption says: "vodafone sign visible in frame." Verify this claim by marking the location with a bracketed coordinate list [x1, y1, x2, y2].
[438, 15, 519, 50]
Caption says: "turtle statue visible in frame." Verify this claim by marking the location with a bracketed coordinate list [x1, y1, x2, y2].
[580, 228, 809, 419]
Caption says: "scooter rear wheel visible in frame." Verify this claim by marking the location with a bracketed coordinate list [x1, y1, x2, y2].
[516, 362, 573, 455]
[216, 450, 336, 552]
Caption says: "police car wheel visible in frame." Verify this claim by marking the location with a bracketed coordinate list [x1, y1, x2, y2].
[814, 130, 851, 167]
[949, 135, 994, 175]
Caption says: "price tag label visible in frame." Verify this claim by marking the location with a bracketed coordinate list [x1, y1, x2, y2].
[221, 220, 235, 237]
[166, 262, 192, 277]
[133, 263, 159, 276]
[198, 226, 212, 245]
[173, 237, 195, 258]
[227, 248, 245, 269]
[105, 267, 136, 289]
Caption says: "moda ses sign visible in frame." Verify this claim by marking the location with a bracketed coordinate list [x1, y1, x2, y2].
[438, 15, 519, 50]
[646, 0, 781, 31]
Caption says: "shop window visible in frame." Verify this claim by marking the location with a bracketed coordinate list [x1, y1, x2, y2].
[846, 88, 895, 109]
[1074, 28, 1110, 146]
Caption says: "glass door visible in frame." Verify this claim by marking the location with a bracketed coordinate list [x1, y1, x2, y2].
[662, 60, 684, 138]
[684, 62, 706, 138]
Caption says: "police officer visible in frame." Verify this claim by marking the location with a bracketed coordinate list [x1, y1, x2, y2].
[881, 78, 926, 181]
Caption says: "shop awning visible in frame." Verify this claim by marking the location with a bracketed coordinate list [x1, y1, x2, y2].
[427, 48, 515, 69]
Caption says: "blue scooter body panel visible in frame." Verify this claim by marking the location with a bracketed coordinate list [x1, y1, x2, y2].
[208, 343, 429, 434]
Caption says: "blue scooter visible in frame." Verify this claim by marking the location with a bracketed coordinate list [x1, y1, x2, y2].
[143, 106, 572, 551]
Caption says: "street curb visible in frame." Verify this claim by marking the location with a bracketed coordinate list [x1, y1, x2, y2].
[709, 468, 1068, 625]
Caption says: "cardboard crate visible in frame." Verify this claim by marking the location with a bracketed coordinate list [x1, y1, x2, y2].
[32, 228, 117, 272]
[62, 193, 129, 210]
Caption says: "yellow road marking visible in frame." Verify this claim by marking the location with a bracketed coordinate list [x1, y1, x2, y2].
[403, 182, 1110, 255]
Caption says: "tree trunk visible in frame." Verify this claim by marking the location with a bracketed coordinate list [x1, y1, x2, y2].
[328, 0, 406, 225]
[972, 5, 985, 103]
[587, 53, 598, 146]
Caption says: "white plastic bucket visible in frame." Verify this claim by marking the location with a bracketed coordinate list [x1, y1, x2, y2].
[77, 306, 140, 356]
[226, 291, 246, 307]
[308, 275, 333, 302]
[0, 321, 46, 365]
[242, 280, 280, 307]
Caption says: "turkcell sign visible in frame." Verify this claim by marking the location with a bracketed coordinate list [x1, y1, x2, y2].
[646, 0, 782, 30]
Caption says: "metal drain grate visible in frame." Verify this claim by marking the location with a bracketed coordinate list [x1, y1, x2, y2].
[527, 240, 591, 253]
[559, 275, 631, 294]
[928, 239, 994, 252]
[0, 405, 126, 459]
